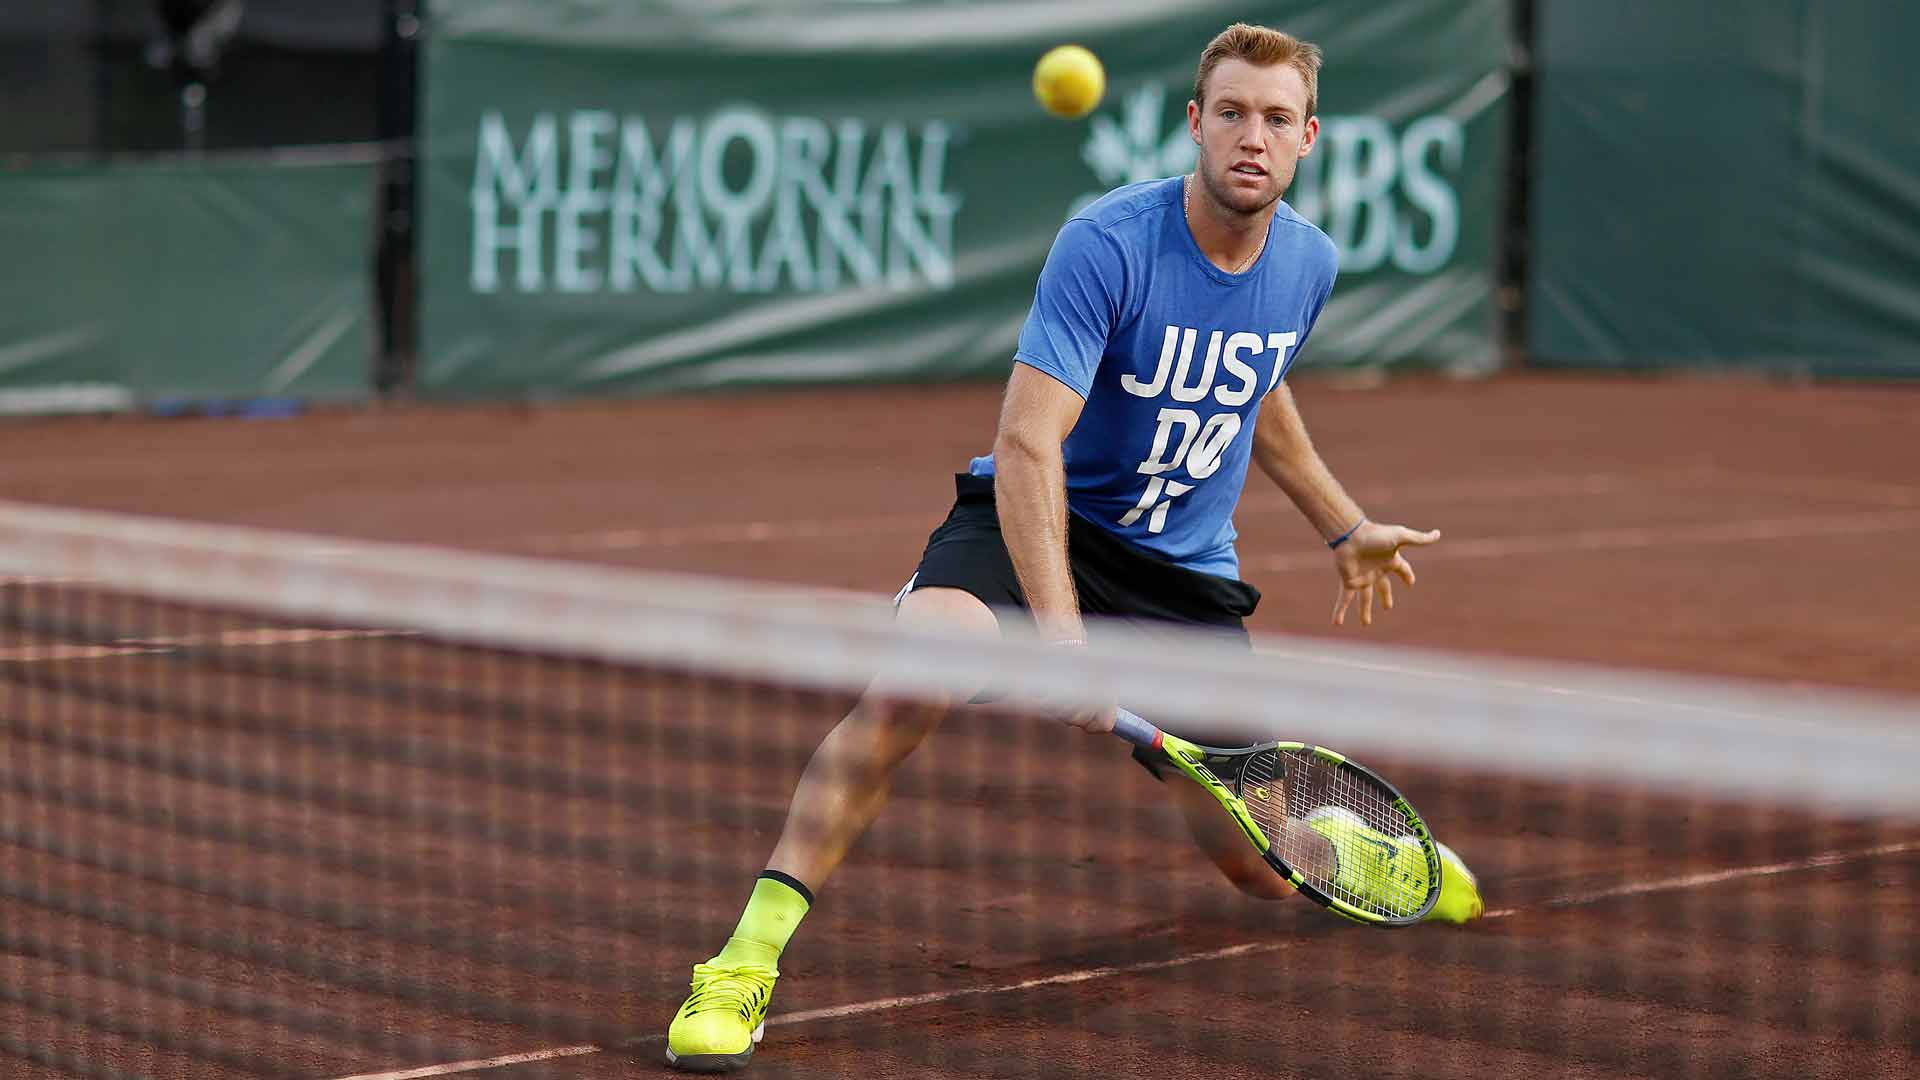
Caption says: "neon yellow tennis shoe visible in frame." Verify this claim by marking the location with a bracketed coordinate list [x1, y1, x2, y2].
[1304, 806, 1484, 923]
[1422, 838, 1485, 924]
[666, 959, 777, 1073]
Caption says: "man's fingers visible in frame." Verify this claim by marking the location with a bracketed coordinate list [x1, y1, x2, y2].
[1380, 576, 1394, 611]
[1332, 587, 1353, 626]
[1062, 704, 1116, 733]
[1396, 527, 1442, 547]
[1361, 583, 1375, 626]
[1391, 555, 1416, 587]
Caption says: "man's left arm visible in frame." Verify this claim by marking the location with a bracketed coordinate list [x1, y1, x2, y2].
[1250, 383, 1441, 627]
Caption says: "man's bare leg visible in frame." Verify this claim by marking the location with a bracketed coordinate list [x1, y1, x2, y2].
[667, 586, 1000, 1071]
[764, 586, 1000, 887]
[1165, 774, 1299, 900]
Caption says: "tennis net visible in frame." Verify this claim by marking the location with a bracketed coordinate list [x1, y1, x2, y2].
[2, 498, 1916, 1079]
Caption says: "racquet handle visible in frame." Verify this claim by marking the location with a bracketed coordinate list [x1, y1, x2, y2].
[1110, 708, 1160, 748]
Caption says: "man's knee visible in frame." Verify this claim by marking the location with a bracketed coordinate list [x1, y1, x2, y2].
[858, 584, 1001, 743]
[845, 690, 948, 758]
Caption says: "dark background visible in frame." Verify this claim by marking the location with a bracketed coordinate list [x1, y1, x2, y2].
[5, 1, 1917, 397]
[0, 1, 402, 156]
[0, 0, 421, 391]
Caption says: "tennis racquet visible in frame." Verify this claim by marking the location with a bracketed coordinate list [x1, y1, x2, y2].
[1112, 708, 1442, 926]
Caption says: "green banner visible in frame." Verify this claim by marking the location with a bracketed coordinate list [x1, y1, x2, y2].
[1529, 2, 1920, 377]
[0, 156, 375, 412]
[418, 0, 1508, 396]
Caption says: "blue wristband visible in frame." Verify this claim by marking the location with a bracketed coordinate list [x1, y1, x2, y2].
[1327, 518, 1367, 550]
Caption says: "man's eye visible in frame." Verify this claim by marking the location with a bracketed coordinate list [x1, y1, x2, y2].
[1220, 110, 1239, 121]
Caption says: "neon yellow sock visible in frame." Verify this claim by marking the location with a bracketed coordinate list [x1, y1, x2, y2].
[716, 871, 813, 966]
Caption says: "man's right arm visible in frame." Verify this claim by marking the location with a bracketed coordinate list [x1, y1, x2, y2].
[991, 363, 1088, 644]
[993, 363, 1117, 734]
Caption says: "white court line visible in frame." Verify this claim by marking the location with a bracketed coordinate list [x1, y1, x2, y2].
[513, 513, 929, 554]
[1658, 469, 1919, 509]
[327, 942, 1285, 1080]
[768, 940, 1279, 1027]
[1251, 509, 1920, 573]
[326, 839, 1919, 1080]
[330, 1044, 601, 1080]
[505, 471, 1653, 553]
[508, 505, 1920, 566]
[502, 469, 1920, 555]
[0, 627, 406, 663]
[1250, 646, 1804, 723]
[1480, 837, 1920, 918]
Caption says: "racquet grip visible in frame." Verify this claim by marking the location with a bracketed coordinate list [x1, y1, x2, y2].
[1110, 708, 1160, 748]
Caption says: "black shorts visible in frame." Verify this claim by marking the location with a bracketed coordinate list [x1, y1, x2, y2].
[903, 474, 1261, 779]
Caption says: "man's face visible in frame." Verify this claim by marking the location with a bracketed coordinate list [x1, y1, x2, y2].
[1187, 59, 1320, 217]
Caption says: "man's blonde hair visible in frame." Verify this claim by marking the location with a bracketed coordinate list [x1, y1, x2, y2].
[1192, 23, 1323, 118]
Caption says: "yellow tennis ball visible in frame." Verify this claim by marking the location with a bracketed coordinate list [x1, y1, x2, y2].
[1032, 44, 1105, 119]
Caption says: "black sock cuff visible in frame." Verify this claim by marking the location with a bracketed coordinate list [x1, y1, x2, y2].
[758, 869, 815, 907]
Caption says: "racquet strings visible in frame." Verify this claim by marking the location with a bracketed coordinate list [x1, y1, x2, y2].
[1242, 748, 1432, 919]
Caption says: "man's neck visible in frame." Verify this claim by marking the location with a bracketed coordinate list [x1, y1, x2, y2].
[1183, 173, 1275, 274]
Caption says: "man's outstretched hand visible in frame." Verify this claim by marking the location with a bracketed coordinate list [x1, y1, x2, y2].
[1332, 522, 1442, 627]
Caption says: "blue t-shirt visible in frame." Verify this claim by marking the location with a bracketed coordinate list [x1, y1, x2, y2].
[971, 177, 1338, 579]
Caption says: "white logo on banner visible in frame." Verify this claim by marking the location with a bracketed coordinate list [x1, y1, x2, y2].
[469, 110, 962, 295]
[1072, 83, 1467, 275]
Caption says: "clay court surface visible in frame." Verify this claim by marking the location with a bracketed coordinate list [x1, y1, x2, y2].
[2, 372, 1917, 1078]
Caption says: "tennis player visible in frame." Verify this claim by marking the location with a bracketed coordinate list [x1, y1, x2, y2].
[667, 23, 1483, 1071]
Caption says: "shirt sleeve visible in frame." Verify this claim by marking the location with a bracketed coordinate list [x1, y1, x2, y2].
[1011, 217, 1126, 399]
[1276, 236, 1340, 385]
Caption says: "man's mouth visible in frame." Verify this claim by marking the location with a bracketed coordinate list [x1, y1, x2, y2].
[1229, 162, 1267, 178]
